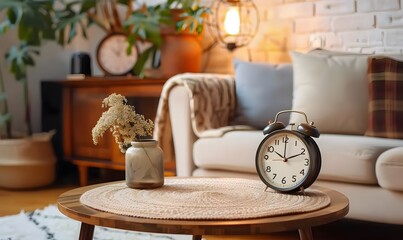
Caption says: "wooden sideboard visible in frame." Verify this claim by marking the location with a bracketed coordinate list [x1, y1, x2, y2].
[42, 76, 173, 186]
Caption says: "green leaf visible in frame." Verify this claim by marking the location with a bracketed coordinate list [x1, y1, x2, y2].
[126, 34, 137, 55]
[56, 10, 87, 43]
[125, 10, 163, 46]
[23, 54, 35, 66]
[0, 20, 11, 35]
[5, 43, 34, 81]
[133, 45, 157, 77]
[6, 7, 18, 24]
[58, 28, 65, 45]
[80, 0, 97, 13]
[68, 22, 77, 43]
[79, 20, 87, 39]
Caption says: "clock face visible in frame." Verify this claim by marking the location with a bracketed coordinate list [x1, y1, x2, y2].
[96, 33, 138, 76]
[256, 130, 320, 192]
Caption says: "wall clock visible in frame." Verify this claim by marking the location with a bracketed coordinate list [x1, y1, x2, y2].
[255, 110, 321, 193]
[96, 32, 138, 76]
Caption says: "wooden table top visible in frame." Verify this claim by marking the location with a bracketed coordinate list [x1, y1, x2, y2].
[57, 180, 349, 236]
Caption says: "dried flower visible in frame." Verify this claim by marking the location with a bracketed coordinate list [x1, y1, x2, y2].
[92, 93, 154, 153]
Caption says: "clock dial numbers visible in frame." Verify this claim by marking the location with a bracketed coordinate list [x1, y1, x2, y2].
[256, 112, 321, 193]
[257, 132, 311, 190]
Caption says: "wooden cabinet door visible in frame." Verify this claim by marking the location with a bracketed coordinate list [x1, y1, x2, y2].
[62, 77, 165, 163]
[71, 88, 111, 160]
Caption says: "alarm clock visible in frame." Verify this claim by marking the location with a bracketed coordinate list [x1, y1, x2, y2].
[255, 110, 321, 193]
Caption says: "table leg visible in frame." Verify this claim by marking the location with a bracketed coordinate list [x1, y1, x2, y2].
[298, 227, 313, 240]
[192, 235, 202, 240]
[79, 222, 95, 240]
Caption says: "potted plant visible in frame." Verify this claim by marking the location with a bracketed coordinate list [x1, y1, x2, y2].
[0, 0, 209, 188]
[124, 0, 210, 77]
[56, 0, 210, 77]
[0, 0, 64, 188]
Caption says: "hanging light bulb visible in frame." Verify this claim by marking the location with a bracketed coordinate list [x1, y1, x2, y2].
[209, 0, 259, 51]
[224, 7, 240, 35]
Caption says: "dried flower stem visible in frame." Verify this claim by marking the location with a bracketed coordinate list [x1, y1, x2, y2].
[92, 93, 154, 153]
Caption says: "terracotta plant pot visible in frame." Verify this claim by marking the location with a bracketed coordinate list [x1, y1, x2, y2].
[160, 33, 202, 78]
[159, 9, 203, 78]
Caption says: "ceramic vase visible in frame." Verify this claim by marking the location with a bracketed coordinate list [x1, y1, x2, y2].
[160, 33, 202, 78]
[125, 140, 164, 189]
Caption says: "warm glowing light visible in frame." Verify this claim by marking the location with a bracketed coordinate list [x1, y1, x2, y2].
[224, 7, 240, 35]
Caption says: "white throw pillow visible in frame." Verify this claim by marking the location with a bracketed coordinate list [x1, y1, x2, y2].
[290, 51, 369, 135]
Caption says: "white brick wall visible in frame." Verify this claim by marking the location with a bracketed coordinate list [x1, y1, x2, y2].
[377, 13, 403, 28]
[357, 0, 400, 12]
[315, 0, 355, 16]
[203, 0, 403, 68]
[273, 2, 314, 19]
[295, 17, 332, 33]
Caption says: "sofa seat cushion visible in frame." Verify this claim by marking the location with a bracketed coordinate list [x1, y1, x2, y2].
[193, 131, 263, 174]
[376, 147, 403, 191]
[194, 131, 403, 185]
[315, 134, 403, 184]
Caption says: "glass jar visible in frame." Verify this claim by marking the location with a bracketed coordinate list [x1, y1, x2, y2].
[125, 140, 164, 189]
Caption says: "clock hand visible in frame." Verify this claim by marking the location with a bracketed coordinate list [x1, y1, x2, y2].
[274, 151, 284, 158]
[283, 137, 288, 160]
[286, 152, 303, 160]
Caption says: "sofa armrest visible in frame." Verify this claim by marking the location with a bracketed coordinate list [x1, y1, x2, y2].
[155, 73, 236, 176]
[376, 147, 403, 191]
[168, 86, 197, 176]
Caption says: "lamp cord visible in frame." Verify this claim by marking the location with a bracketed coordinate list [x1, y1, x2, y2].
[201, 39, 219, 72]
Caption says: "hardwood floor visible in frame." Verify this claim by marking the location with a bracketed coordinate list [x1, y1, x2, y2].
[1, 181, 403, 240]
[0, 184, 76, 216]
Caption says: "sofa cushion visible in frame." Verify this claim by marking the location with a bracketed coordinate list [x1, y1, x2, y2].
[231, 60, 293, 129]
[194, 131, 403, 184]
[290, 51, 369, 135]
[376, 147, 403, 191]
[365, 56, 403, 139]
[315, 134, 403, 184]
[194, 131, 263, 174]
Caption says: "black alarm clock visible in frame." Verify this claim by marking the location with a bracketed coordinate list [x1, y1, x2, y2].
[255, 110, 321, 193]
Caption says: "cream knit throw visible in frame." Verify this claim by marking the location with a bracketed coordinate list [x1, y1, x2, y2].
[153, 73, 253, 162]
[80, 178, 331, 220]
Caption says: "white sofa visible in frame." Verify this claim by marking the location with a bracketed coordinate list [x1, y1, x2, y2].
[162, 50, 403, 225]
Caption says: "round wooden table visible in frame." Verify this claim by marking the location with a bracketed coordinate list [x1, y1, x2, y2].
[57, 180, 349, 240]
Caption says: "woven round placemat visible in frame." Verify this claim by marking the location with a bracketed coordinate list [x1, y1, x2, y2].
[80, 178, 331, 220]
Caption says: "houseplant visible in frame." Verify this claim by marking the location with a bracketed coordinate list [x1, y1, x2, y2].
[124, 0, 210, 77]
[0, 0, 210, 138]
[0, 0, 208, 188]
[0, 0, 63, 188]
[50, 0, 210, 77]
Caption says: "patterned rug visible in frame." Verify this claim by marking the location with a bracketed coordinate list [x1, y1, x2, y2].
[0, 205, 190, 240]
